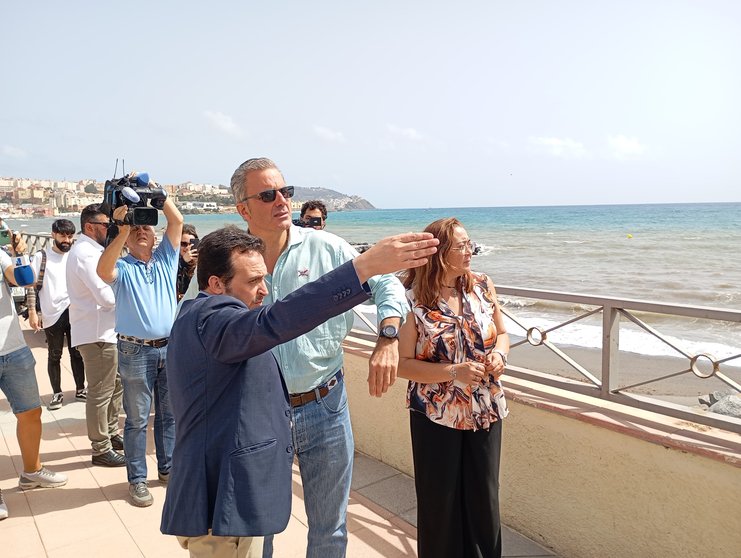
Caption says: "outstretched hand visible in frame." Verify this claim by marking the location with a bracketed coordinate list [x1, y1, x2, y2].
[353, 232, 438, 283]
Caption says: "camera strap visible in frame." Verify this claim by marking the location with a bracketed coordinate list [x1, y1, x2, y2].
[36, 250, 47, 292]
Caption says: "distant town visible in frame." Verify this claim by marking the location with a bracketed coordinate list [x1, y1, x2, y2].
[0, 176, 374, 218]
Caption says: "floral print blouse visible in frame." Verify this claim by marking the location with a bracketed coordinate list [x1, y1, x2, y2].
[406, 272, 507, 431]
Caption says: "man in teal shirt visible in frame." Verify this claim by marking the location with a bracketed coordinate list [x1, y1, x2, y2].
[230, 158, 407, 557]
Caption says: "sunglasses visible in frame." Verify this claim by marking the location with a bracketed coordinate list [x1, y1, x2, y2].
[88, 221, 109, 227]
[241, 186, 295, 203]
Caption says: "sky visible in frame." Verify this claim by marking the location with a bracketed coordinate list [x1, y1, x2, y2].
[2, 1, 740, 209]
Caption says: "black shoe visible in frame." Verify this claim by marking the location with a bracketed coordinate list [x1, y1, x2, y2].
[92, 449, 126, 467]
[110, 434, 124, 452]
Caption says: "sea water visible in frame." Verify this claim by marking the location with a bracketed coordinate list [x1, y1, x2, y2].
[13, 202, 741, 360]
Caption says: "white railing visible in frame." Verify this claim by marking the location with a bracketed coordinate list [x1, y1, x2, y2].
[496, 286, 741, 432]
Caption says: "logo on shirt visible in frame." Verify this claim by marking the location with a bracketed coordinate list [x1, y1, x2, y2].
[298, 268, 309, 278]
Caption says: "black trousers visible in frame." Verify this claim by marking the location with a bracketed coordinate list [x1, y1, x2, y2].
[44, 308, 85, 393]
[410, 410, 503, 558]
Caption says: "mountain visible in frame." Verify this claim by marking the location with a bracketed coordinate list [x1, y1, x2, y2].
[293, 186, 375, 211]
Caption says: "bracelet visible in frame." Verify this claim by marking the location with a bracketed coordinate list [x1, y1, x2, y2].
[493, 349, 508, 366]
[449, 364, 457, 380]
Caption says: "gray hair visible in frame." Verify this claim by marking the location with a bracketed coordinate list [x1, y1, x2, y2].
[229, 157, 283, 203]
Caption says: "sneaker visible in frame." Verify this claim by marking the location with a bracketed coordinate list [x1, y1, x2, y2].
[158, 470, 170, 484]
[75, 389, 87, 401]
[18, 466, 68, 490]
[0, 488, 8, 520]
[48, 392, 63, 411]
[128, 482, 153, 507]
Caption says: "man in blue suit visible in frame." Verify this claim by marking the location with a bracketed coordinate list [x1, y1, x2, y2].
[161, 226, 437, 557]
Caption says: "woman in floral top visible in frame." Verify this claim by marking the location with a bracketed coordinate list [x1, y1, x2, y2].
[398, 217, 509, 558]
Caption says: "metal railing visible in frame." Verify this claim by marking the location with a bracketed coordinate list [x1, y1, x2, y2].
[19, 231, 53, 254]
[496, 286, 741, 433]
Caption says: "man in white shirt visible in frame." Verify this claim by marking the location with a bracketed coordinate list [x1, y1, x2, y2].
[67, 204, 125, 467]
[27, 219, 86, 410]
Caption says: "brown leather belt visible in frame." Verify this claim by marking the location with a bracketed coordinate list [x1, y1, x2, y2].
[117, 334, 169, 348]
[289, 370, 343, 408]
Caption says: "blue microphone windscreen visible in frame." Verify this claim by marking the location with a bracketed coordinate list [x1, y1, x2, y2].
[135, 173, 149, 186]
[14, 263, 35, 287]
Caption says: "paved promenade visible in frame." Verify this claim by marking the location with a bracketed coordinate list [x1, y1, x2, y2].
[1, 325, 555, 557]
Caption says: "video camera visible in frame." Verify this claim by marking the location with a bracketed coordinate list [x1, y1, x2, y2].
[101, 172, 167, 226]
[292, 217, 323, 228]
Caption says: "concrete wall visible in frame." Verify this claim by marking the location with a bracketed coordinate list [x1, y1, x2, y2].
[344, 352, 741, 557]
[345, 352, 414, 476]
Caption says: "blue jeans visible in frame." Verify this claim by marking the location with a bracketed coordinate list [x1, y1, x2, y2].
[265, 376, 353, 558]
[117, 341, 175, 485]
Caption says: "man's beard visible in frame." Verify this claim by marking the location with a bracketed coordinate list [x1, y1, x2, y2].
[54, 240, 72, 252]
[93, 228, 108, 246]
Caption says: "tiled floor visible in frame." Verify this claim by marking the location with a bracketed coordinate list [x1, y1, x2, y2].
[0, 327, 555, 557]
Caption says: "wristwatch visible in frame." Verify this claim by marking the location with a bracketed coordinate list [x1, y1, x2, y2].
[379, 324, 399, 340]
[493, 349, 508, 366]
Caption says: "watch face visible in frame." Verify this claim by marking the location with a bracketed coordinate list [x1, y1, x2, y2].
[381, 325, 398, 338]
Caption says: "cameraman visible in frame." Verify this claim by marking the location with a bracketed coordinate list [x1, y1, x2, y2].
[97, 188, 183, 508]
[299, 200, 327, 230]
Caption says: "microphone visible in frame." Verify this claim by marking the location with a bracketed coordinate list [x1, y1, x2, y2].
[13, 255, 35, 287]
[121, 186, 141, 204]
[134, 172, 150, 186]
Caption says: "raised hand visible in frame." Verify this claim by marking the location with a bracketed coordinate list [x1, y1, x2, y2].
[353, 232, 438, 283]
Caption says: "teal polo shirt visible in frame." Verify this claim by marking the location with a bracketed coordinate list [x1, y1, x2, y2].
[264, 225, 408, 393]
[111, 236, 179, 340]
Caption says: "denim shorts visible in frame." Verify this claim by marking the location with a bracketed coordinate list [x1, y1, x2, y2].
[0, 345, 41, 414]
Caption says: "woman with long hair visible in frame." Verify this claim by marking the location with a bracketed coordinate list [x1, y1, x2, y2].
[398, 217, 510, 558]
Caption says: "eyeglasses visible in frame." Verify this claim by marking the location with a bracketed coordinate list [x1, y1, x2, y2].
[451, 240, 477, 253]
[88, 221, 109, 227]
[241, 186, 295, 203]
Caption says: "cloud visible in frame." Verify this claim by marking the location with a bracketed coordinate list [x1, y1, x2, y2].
[387, 124, 425, 142]
[530, 136, 588, 158]
[380, 124, 432, 151]
[1, 144, 28, 159]
[314, 125, 347, 144]
[608, 135, 647, 159]
[203, 110, 244, 138]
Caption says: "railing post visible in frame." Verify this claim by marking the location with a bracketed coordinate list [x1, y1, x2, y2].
[602, 303, 620, 396]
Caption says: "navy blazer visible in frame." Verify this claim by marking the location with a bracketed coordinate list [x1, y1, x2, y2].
[160, 260, 370, 537]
